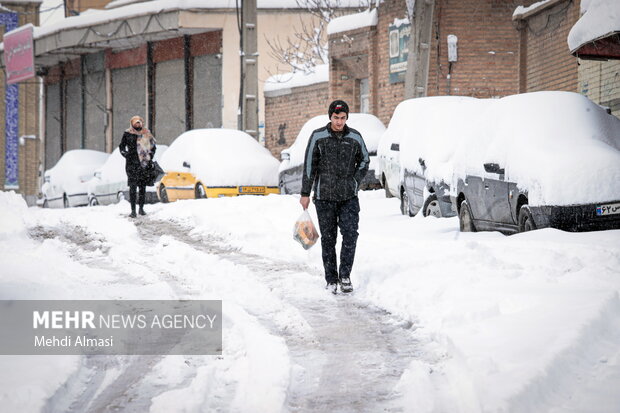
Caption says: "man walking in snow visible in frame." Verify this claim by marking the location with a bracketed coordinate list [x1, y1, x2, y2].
[300, 100, 370, 294]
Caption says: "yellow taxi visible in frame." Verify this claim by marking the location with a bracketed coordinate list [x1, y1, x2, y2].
[157, 129, 280, 203]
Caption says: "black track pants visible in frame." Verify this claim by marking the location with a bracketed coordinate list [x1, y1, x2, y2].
[314, 197, 360, 284]
[129, 184, 146, 212]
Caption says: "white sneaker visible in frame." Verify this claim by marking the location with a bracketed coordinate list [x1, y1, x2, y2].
[326, 283, 338, 294]
[340, 277, 353, 293]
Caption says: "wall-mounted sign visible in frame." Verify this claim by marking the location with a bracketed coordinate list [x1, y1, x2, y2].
[388, 20, 411, 84]
[3, 24, 35, 84]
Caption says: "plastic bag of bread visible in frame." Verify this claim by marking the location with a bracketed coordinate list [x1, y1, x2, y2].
[293, 210, 320, 250]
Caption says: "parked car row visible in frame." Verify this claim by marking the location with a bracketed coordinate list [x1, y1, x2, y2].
[40, 92, 620, 235]
[375, 91, 620, 234]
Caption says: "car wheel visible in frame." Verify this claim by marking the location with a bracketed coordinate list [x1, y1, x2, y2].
[63, 195, 69, 209]
[400, 188, 414, 217]
[89, 196, 99, 207]
[383, 175, 393, 198]
[459, 200, 476, 232]
[117, 191, 126, 202]
[518, 205, 536, 232]
[195, 183, 207, 199]
[159, 184, 169, 203]
[423, 193, 441, 218]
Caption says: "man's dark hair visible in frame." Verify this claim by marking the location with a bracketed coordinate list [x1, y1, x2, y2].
[328, 100, 349, 118]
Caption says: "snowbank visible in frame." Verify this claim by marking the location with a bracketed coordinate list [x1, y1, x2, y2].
[327, 8, 378, 35]
[452, 91, 620, 206]
[279, 113, 386, 172]
[0, 191, 28, 238]
[567, 0, 620, 52]
[159, 129, 279, 186]
[150, 191, 620, 412]
[264, 64, 329, 93]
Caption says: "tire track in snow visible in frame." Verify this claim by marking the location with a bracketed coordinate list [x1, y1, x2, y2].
[32, 216, 428, 412]
[136, 218, 424, 413]
[29, 222, 229, 413]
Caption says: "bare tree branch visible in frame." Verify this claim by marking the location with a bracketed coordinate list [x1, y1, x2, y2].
[265, 0, 368, 78]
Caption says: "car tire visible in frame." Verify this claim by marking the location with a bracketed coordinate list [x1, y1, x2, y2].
[518, 205, 536, 232]
[89, 196, 99, 207]
[423, 193, 441, 218]
[117, 191, 126, 202]
[63, 195, 69, 209]
[383, 175, 393, 198]
[159, 185, 169, 203]
[195, 183, 207, 199]
[459, 200, 476, 232]
[400, 188, 414, 217]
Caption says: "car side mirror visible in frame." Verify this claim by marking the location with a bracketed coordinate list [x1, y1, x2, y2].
[94, 171, 102, 179]
[44, 175, 50, 183]
[182, 161, 191, 169]
[281, 152, 290, 161]
[418, 158, 426, 169]
[484, 163, 505, 175]
[390, 143, 400, 151]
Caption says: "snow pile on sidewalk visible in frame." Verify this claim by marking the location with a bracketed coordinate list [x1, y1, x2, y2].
[151, 191, 620, 412]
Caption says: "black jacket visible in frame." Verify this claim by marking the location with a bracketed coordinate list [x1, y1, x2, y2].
[119, 131, 156, 186]
[301, 123, 369, 201]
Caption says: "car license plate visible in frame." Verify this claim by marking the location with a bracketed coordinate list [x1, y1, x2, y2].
[239, 186, 265, 194]
[596, 202, 620, 216]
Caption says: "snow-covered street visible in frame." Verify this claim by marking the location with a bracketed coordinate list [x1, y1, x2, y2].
[1, 190, 620, 412]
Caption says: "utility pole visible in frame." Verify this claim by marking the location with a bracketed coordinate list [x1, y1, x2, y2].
[239, 0, 259, 139]
[404, 0, 435, 99]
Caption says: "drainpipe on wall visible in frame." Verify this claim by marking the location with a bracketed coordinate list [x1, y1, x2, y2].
[105, 67, 112, 153]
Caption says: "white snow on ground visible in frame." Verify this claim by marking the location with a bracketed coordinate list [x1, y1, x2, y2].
[264, 64, 329, 93]
[567, 0, 620, 52]
[327, 8, 378, 35]
[1, 189, 619, 412]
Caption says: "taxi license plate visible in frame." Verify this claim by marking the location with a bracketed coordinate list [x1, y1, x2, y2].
[239, 186, 265, 194]
[596, 202, 620, 216]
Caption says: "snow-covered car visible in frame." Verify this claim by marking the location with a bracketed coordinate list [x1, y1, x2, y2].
[386, 96, 489, 217]
[157, 129, 279, 202]
[278, 113, 386, 194]
[41, 149, 110, 208]
[452, 91, 620, 233]
[375, 129, 400, 199]
[87, 145, 168, 206]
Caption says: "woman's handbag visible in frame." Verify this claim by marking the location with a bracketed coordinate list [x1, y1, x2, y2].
[146, 161, 164, 186]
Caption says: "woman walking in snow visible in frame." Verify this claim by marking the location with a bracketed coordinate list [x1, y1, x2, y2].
[119, 116, 156, 218]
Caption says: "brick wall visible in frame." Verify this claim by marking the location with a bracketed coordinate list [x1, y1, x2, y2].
[518, 0, 579, 92]
[579, 59, 620, 119]
[264, 82, 329, 159]
[329, 26, 375, 112]
[427, 0, 521, 99]
[374, 0, 407, 126]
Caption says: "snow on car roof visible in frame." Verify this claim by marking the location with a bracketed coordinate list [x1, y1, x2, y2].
[281, 113, 386, 171]
[452, 91, 620, 206]
[160, 129, 279, 187]
[384, 96, 487, 184]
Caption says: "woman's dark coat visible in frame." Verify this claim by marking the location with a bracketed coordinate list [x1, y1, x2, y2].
[119, 131, 156, 186]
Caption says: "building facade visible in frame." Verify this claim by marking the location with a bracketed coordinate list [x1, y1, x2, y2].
[0, 1, 42, 205]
